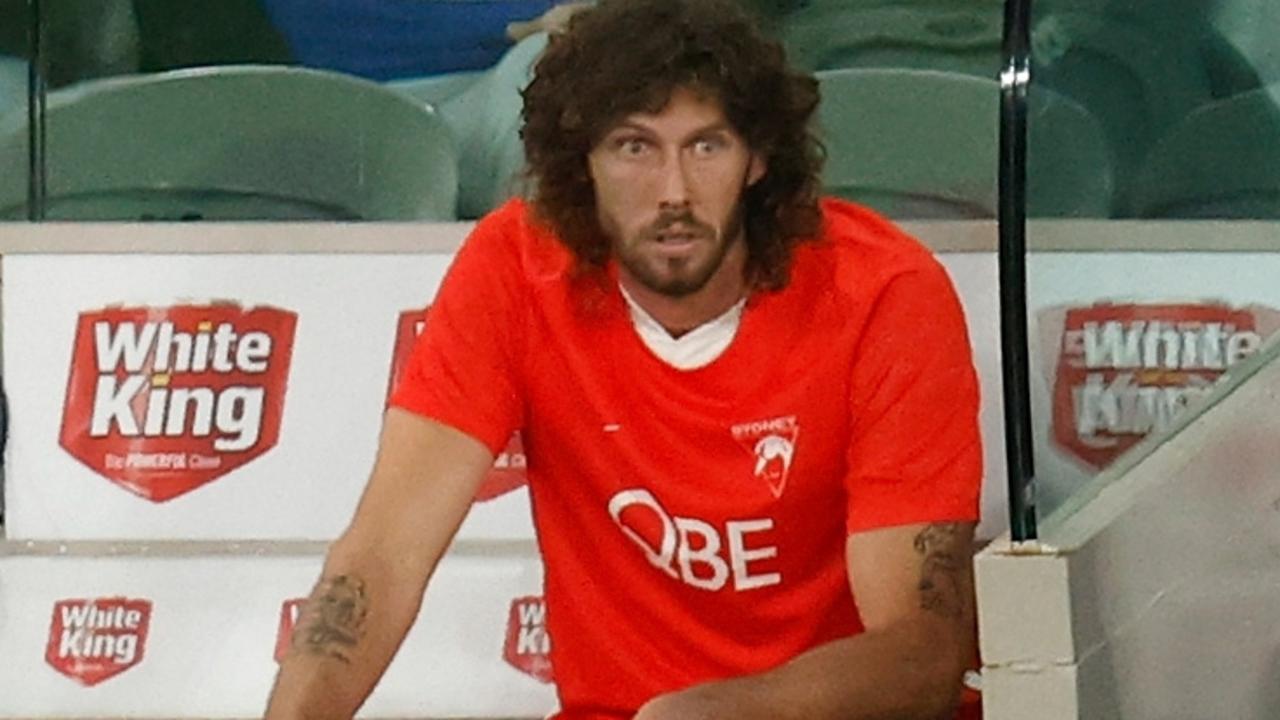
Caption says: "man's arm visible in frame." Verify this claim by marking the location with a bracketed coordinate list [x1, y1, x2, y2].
[264, 407, 496, 720]
[635, 521, 976, 720]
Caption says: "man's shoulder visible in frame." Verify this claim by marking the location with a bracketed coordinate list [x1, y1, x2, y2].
[463, 198, 576, 280]
[801, 197, 949, 297]
[814, 197, 938, 268]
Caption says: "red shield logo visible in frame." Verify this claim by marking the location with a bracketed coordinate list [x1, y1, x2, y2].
[1042, 302, 1280, 470]
[387, 307, 527, 502]
[731, 416, 799, 498]
[274, 598, 307, 662]
[59, 304, 297, 502]
[45, 597, 152, 686]
[503, 595, 553, 683]
[385, 309, 427, 403]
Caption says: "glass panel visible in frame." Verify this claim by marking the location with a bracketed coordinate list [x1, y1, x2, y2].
[1026, 0, 1280, 521]
[1029, 0, 1280, 219]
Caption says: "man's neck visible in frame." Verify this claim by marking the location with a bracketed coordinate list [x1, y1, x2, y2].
[618, 244, 749, 339]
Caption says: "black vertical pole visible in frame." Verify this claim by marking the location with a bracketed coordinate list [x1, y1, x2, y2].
[999, 0, 1038, 542]
[26, 0, 47, 221]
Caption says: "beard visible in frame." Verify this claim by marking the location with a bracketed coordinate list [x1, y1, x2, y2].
[614, 204, 746, 298]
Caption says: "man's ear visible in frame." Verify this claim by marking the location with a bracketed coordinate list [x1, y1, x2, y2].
[747, 151, 767, 187]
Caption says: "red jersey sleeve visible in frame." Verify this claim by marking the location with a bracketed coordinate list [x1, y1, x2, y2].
[844, 259, 983, 533]
[388, 206, 527, 454]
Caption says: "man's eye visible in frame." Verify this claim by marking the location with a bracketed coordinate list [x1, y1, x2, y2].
[693, 137, 724, 155]
[617, 138, 649, 155]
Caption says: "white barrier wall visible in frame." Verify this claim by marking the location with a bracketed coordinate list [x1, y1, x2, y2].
[3, 220, 1279, 718]
[8, 224, 1280, 541]
[977, 333, 1280, 720]
[1, 229, 1020, 542]
[0, 543, 555, 718]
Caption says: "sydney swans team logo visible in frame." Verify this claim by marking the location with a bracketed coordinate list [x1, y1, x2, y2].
[388, 308, 527, 501]
[731, 415, 798, 498]
[1041, 302, 1280, 470]
[60, 304, 297, 502]
[503, 596, 553, 683]
[46, 598, 152, 686]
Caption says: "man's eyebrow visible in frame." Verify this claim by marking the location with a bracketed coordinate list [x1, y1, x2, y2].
[604, 120, 736, 139]
[604, 120, 653, 135]
[689, 123, 736, 139]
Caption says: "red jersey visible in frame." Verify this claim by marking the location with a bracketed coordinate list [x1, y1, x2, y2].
[391, 197, 983, 719]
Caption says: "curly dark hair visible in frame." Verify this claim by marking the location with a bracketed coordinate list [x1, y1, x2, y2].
[520, 0, 824, 291]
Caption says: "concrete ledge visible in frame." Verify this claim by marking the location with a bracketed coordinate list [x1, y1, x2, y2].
[0, 219, 1277, 254]
[0, 538, 540, 558]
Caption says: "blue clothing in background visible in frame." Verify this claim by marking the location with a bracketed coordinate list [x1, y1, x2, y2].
[263, 0, 556, 80]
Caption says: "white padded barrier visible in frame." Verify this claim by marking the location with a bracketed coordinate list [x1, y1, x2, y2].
[2, 219, 1280, 717]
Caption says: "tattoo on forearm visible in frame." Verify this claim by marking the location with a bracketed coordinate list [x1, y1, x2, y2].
[293, 575, 369, 664]
[913, 524, 967, 619]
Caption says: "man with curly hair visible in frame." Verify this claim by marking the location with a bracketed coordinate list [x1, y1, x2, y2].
[266, 1, 983, 719]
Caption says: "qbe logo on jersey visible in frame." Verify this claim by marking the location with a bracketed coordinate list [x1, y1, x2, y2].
[45, 597, 152, 686]
[503, 596, 553, 684]
[1041, 301, 1280, 470]
[60, 304, 297, 502]
[389, 308, 527, 501]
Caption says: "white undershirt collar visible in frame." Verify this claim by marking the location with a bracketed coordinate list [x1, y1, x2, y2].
[619, 284, 745, 370]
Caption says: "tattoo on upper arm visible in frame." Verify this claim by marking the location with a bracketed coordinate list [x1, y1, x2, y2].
[293, 575, 369, 664]
[913, 523, 968, 619]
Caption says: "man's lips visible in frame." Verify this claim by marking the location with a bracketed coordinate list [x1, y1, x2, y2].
[648, 228, 703, 257]
[656, 230, 697, 242]
[653, 222, 707, 242]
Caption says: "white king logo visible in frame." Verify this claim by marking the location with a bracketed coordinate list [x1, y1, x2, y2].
[45, 597, 153, 686]
[1042, 302, 1280, 470]
[60, 304, 297, 502]
[731, 415, 799, 498]
[503, 596, 553, 683]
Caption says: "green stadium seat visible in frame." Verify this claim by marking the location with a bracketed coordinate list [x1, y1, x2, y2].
[817, 67, 1113, 218]
[0, 64, 458, 220]
[437, 33, 547, 219]
[781, 2, 1004, 80]
[386, 70, 484, 108]
[0, 55, 25, 119]
[1210, 0, 1280, 88]
[1131, 84, 1280, 218]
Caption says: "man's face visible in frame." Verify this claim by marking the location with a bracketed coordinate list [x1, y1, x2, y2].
[588, 87, 766, 298]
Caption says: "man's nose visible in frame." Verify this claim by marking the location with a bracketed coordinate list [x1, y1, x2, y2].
[657, 153, 692, 209]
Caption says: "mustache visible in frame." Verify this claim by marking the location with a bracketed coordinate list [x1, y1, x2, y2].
[648, 210, 714, 236]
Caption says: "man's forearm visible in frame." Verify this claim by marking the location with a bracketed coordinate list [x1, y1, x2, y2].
[762, 620, 966, 719]
[637, 523, 976, 720]
[638, 620, 967, 720]
[264, 541, 432, 720]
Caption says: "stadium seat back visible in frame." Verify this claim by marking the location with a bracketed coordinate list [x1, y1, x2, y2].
[783, 4, 1004, 79]
[1025, 81, 1116, 217]
[438, 33, 546, 219]
[386, 70, 484, 109]
[817, 67, 1113, 219]
[0, 55, 27, 121]
[1131, 84, 1280, 218]
[0, 65, 459, 220]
